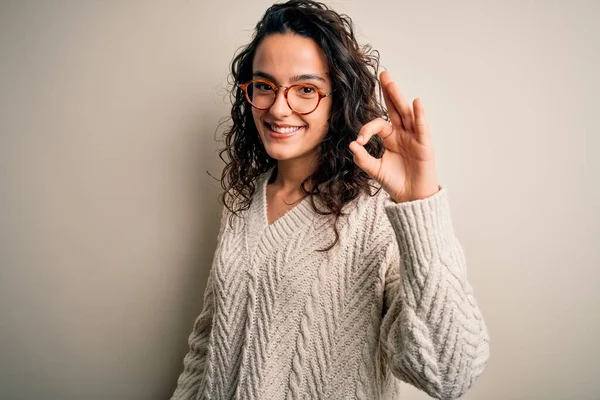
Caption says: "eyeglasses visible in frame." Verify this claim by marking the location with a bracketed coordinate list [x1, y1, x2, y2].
[238, 78, 333, 115]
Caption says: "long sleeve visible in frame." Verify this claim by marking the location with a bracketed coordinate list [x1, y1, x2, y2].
[170, 271, 215, 400]
[379, 187, 490, 400]
[171, 206, 229, 400]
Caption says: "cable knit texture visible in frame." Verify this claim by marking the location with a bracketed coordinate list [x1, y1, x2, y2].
[171, 168, 490, 400]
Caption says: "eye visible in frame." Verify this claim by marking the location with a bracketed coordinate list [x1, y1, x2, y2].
[254, 82, 274, 91]
[300, 86, 316, 94]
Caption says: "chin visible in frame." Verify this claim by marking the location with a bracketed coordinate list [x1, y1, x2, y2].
[258, 130, 303, 161]
[257, 124, 324, 162]
[263, 144, 304, 161]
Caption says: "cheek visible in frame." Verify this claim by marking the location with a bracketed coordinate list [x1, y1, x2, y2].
[308, 108, 331, 134]
[251, 108, 261, 124]
[251, 109, 266, 132]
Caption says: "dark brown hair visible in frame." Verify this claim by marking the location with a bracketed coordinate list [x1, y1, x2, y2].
[218, 0, 387, 251]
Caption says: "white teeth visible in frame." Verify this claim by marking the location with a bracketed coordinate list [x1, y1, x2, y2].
[268, 123, 303, 134]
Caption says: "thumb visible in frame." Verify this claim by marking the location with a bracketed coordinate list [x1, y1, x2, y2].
[349, 141, 380, 177]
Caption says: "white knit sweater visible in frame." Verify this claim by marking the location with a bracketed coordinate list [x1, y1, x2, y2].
[171, 168, 490, 400]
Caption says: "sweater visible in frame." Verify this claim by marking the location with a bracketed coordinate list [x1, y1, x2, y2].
[171, 167, 490, 400]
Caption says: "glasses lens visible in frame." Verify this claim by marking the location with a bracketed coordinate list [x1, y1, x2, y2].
[246, 81, 320, 113]
[247, 81, 275, 109]
[288, 84, 319, 113]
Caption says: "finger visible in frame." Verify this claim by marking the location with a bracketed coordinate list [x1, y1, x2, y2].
[380, 71, 414, 133]
[385, 81, 414, 133]
[381, 83, 403, 129]
[349, 140, 381, 177]
[356, 117, 393, 146]
[379, 72, 402, 128]
[413, 97, 431, 145]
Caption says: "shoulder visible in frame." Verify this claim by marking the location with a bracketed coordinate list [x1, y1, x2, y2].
[351, 179, 393, 221]
[218, 169, 272, 235]
[337, 179, 396, 245]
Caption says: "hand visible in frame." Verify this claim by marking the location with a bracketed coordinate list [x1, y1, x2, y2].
[349, 70, 440, 203]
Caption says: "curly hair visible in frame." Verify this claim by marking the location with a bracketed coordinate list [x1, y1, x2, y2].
[217, 0, 388, 251]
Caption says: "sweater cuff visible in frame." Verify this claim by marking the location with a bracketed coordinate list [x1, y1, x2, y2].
[383, 186, 457, 267]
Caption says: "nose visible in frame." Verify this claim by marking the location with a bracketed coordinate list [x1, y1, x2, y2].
[268, 88, 292, 118]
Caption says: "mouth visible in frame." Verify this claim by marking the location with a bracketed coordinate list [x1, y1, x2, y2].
[264, 122, 306, 139]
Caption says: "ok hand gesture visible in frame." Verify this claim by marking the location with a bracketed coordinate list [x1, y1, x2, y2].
[349, 71, 440, 203]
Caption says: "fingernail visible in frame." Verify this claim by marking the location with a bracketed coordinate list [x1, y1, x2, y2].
[358, 135, 364, 143]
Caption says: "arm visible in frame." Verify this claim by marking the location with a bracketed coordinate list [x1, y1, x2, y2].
[171, 206, 228, 399]
[170, 271, 215, 400]
[379, 187, 490, 400]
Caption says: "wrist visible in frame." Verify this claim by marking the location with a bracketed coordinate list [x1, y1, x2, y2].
[391, 185, 440, 203]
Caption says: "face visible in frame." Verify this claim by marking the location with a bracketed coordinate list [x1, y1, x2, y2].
[251, 33, 332, 163]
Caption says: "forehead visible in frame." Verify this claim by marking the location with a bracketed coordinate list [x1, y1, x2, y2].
[252, 33, 329, 82]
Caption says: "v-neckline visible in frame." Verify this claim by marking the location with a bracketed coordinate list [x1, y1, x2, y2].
[260, 167, 313, 227]
[243, 168, 316, 260]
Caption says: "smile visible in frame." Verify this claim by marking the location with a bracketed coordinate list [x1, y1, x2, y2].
[265, 122, 306, 138]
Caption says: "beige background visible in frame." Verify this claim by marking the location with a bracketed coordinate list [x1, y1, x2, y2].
[1, 1, 598, 399]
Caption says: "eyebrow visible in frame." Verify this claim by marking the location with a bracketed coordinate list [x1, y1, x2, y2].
[253, 71, 327, 84]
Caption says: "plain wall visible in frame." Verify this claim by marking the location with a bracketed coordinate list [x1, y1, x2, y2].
[1, 1, 598, 399]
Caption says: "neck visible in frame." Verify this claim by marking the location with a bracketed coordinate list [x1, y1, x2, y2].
[272, 155, 318, 194]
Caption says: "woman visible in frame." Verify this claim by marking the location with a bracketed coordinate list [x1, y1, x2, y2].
[172, 1, 490, 399]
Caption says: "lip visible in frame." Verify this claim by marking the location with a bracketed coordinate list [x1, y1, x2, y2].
[264, 121, 305, 139]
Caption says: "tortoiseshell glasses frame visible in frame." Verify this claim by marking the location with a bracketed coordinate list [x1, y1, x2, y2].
[238, 78, 333, 115]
